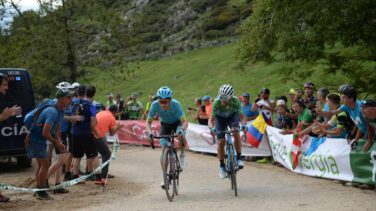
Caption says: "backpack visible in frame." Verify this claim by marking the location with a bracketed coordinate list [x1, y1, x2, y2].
[24, 99, 57, 131]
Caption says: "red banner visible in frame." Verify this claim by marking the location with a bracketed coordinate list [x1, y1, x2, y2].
[116, 120, 182, 148]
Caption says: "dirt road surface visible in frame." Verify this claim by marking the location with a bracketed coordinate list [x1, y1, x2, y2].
[1, 145, 375, 211]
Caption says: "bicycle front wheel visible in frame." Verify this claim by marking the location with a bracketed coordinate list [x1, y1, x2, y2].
[163, 148, 176, 202]
[173, 150, 180, 195]
[229, 150, 238, 197]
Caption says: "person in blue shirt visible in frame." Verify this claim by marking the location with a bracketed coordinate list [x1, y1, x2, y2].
[317, 84, 367, 149]
[146, 86, 188, 189]
[241, 93, 258, 121]
[27, 88, 73, 200]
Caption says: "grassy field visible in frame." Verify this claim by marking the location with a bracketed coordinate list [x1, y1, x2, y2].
[84, 44, 304, 110]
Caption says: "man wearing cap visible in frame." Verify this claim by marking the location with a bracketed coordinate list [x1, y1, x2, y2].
[303, 82, 317, 111]
[275, 99, 293, 129]
[251, 88, 275, 120]
[127, 92, 144, 120]
[106, 93, 116, 108]
[27, 88, 73, 200]
[241, 93, 259, 121]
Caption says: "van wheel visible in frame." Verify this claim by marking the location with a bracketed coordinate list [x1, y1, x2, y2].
[17, 156, 32, 168]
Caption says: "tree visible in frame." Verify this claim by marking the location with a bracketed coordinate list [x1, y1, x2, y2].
[238, 0, 376, 95]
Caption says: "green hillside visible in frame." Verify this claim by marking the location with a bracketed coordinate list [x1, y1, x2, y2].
[85, 44, 298, 109]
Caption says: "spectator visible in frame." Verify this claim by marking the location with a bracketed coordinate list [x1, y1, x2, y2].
[316, 87, 330, 122]
[115, 94, 128, 120]
[201, 95, 212, 121]
[251, 88, 275, 123]
[106, 93, 116, 108]
[303, 82, 317, 111]
[26, 88, 71, 200]
[142, 94, 155, 120]
[288, 88, 297, 106]
[93, 105, 124, 185]
[0, 73, 19, 202]
[45, 82, 78, 194]
[241, 93, 258, 121]
[188, 98, 208, 125]
[63, 83, 82, 181]
[361, 100, 376, 152]
[71, 85, 98, 182]
[317, 84, 367, 147]
[280, 98, 313, 135]
[275, 99, 293, 129]
[126, 92, 144, 120]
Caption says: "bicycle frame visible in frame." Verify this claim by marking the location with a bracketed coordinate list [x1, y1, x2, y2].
[223, 131, 239, 174]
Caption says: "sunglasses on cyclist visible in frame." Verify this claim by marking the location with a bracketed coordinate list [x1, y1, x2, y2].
[219, 95, 231, 102]
[159, 99, 170, 105]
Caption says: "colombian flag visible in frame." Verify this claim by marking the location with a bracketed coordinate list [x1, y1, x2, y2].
[246, 113, 269, 148]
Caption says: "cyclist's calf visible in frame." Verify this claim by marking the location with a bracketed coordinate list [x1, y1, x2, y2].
[217, 138, 226, 160]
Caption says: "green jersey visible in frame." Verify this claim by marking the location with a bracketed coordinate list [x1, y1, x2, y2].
[211, 97, 242, 118]
[127, 100, 143, 120]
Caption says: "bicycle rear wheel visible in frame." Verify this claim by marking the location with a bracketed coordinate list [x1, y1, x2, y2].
[163, 148, 175, 202]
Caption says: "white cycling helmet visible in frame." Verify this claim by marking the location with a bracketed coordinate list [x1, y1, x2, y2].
[56, 81, 72, 89]
[218, 84, 234, 97]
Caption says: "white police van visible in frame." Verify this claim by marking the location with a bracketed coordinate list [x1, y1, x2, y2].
[0, 68, 35, 167]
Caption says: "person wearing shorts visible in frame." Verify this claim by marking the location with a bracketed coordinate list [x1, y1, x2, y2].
[27, 88, 72, 200]
[146, 86, 188, 189]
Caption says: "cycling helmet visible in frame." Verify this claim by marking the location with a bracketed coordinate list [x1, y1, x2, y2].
[218, 84, 234, 97]
[56, 81, 72, 89]
[157, 86, 173, 99]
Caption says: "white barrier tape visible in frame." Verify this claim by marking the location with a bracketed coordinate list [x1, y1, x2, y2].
[0, 139, 121, 192]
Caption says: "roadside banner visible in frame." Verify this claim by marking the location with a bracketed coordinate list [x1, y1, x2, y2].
[267, 126, 376, 185]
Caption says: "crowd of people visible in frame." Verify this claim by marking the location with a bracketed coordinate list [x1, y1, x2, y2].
[20, 82, 124, 200]
[105, 92, 147, 121]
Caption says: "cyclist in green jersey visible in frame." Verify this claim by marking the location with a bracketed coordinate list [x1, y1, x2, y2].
[208, 84, 247, 179]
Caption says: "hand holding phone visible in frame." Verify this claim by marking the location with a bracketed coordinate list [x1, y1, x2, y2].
[14, 106, 22, 118]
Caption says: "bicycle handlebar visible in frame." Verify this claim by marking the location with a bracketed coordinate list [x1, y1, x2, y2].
[154, 134, 180, 139]
[211, 129, 247, 142]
